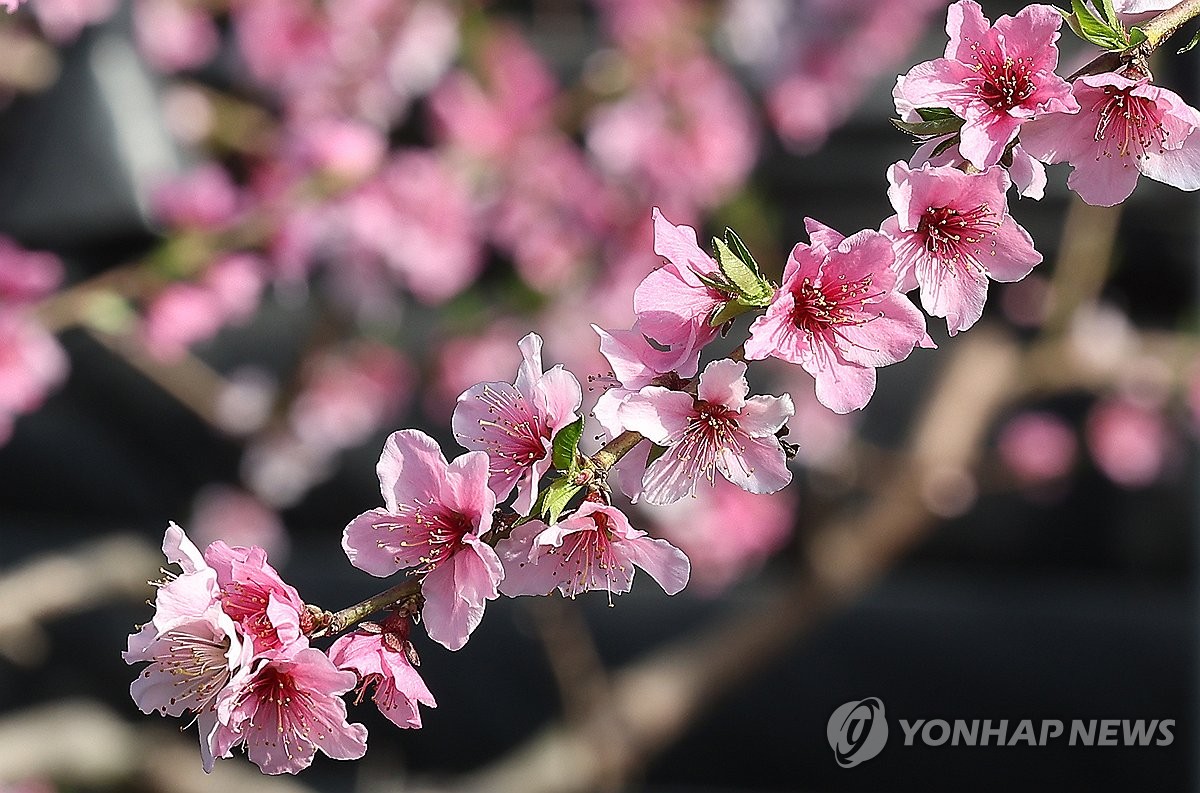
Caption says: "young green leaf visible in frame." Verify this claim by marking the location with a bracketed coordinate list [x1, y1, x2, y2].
[709, 296, 762, 328]
[1099, 0, 1120, 29]
[551, 417, 584, 472]
[915, 107, 960, 123]
[539, 478, 582, 525]
[713, 237, 773, 305]
[722, 228, 761, 276]
[1069, 0, 1127, 49]
[890, 115, 965, 138]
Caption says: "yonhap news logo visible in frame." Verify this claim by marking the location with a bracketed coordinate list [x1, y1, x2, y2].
[826, 697, 1175, 768]
[827, 697, 889, 767]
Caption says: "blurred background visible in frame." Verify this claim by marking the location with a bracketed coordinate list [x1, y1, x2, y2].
[0, 0, 1197, 790]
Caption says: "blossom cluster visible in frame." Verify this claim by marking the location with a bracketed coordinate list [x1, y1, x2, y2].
[114, 0, 1200, 778]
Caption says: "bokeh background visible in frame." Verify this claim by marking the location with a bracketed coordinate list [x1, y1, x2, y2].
[0, 0, 1197, 791]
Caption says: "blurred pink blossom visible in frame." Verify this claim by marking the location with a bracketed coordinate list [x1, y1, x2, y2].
[429, 28, 558, 161]
[190, 485, 290, 564]
[133, 0, 220, 73]
[286, 117, 387, 184]
[997, 411, 1078, 485]
[648, 477, 796, 595]
[0, 310, 68, 419]
[587, 55, 758, 211]
[343, 150, 484, 304]
[1085, 397, 1169, 488]
[152, 164, 243, 231]
[140, 255, 264, 362]
[426, 324, 525, 421]
[28, 0, 118, 42]
[0, 237, 63, 304]
[289, 341, 413, 454]
[234, 0, 459, 125]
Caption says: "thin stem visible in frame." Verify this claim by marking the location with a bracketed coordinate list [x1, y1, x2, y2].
[312, 578, 421, 637]
[591, 430, 645, 472]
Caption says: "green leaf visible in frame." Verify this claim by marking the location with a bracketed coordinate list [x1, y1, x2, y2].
[713, 237, 773, 305]
[1069, 0, 1127, 49]
[1099, 0, 1120, 29]
[538, 478, 582, 525]
[722, 228, 761, 276]
[890, 115, 964, 138]
[1128, 26, 1148, 48]
[694, 270, 734, 294]
[551, 417, 584, 472]
[645, 443, 669, 467]
[915, 107, 959, 123]
[709, 296, 765, 327]
[1177, 27, 1200, 53]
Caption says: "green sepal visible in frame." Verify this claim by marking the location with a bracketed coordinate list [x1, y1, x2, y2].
[535, 478, 583, 525]
[890, 115, 964, 139]
[709, 294, 772, 328]
[713, 236, 773, 305]
[551, 417, 584, 473]
[1128, 26, 1148, 48]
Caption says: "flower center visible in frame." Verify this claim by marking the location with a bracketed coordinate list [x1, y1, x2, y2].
[917, 204, 999, 270]
[669, 400, 744, 484]
[554, 512, 623, 598]
[240, 663, 320, 754]
[219, 581, 288, 652]
[396, 501, 474, 573]
[791, 275, 877, 334]
[472, 384, 548, 472]
[972, 47, 1035, 110]
[151, 628, 232, 710]
[1093, 86, 1168, 162]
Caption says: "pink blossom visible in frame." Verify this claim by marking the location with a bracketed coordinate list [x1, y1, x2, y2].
[426, 323, 525, 420]
[212, 645, 368, 775]
[343, 150, 484, 304]
[648, 477, 796, 595]
[620, 359, 794, 505]
[0, 311, 68, 419]
[203, 541, 307, 656]
[590, 321, 702, 501]
[744, 219, 928, 413]
[133, 0, 220, 73]
[632, 208, 725, 350]
[997, 411, 1078, 485]
[190, 485, 289, 563]
[342, 430, 503, 651]
[286, 117, 386, 184]
[123, 524, 250, 772]
[429, 28, 557, 161]
[28, 0, 118, 42]
[496, 502, 690, 598]
[151, 164, 242, 231]
[1085, 397, 1168, 488]
[139, 284, 224, 362]
[3, 1, 25, 12]
[1020, 73, 1200, 206]
[289, 341, 413, 454]
[328, 618, 435, 729]
[452, 333, 582, 514]
[0, 237, 63, 304]
[881, 161, 1042, 335]
[898, 0, 1078, 169]
[586, 55, 758, 211]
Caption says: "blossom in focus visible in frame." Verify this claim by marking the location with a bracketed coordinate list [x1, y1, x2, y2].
[898, 0, 1078, 169]
[452, 333, 582, 514]
[881, 161, 1042, 335]
[328, 618, 435, 729]
[496, 501, 690, 598]
[123, 524, 250, 772]
[633, 207, 725, 350]
[213, 645, 368, 775]
[745, 219, 928, 413]
[620, 359, 794, 505]
[342, 430, 503, 650]
[1020, 73, 1200, 206]
[203, 541, 308, 656]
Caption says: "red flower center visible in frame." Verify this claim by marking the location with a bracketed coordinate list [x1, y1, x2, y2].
[917, 204, 999, 269]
